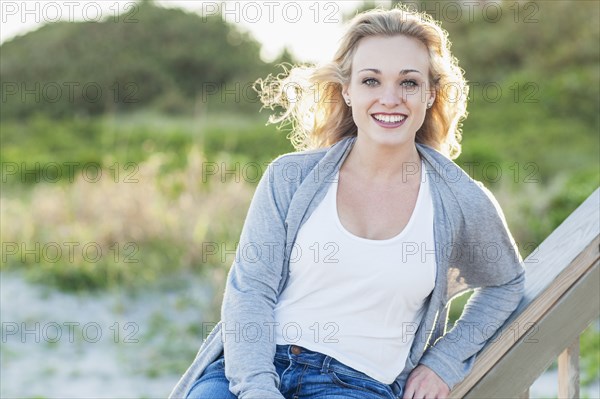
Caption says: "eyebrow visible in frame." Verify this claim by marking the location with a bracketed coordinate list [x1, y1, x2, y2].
[357, 68, 423, 75]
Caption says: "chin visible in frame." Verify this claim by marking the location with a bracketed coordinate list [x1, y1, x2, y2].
[363, 129, 416, 148]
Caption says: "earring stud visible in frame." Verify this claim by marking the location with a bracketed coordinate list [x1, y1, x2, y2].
[346, 99, 351, 106]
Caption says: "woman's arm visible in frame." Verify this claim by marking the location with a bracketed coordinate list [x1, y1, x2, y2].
[413, 271, 526, 392]
[406, 175, 527, 394]
[220, 160, 288, 399]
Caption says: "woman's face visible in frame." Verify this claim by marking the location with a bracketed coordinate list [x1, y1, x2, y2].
[342, 35, 435, 148]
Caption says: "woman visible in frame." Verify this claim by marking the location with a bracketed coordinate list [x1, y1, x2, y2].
[170, 6, 525, 399]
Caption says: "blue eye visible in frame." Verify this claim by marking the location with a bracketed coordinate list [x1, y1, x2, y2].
[361, 78, 379, 86]
[401, 80, 418, 87]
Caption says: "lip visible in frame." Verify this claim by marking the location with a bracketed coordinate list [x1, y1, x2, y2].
[370, 113, 408, 129]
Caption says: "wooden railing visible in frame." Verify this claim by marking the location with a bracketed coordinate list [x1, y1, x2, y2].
[450, 188, 600, 398]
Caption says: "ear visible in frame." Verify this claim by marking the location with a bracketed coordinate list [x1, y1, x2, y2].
[341, 84, 350, 100]
[428, 90, 436, 107]
[429, 88, 436, 103]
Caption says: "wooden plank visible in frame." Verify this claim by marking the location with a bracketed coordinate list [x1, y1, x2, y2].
[558, 337, 580, 399]
[461, 261, 599, 399]
[452, 236, 598, 397]
[519, 188, 600, 301]
[451, 189, 600, 397]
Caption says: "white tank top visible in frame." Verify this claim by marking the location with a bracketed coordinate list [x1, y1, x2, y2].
[273, 161, 436, 384]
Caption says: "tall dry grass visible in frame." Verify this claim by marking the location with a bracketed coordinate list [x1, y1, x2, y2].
[1, 147, 254, 291]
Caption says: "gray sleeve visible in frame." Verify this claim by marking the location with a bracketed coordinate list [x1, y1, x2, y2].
[220, 160, 287, 399]
[418, 271, 525, 389]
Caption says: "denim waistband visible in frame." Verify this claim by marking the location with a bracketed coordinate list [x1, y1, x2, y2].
[274, 343, 399, 390]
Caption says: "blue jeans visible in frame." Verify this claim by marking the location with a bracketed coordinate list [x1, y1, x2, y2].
[186, 344, 403, 399]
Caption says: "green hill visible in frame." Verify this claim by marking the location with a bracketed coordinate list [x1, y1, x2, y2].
[0, 0, 283, 118]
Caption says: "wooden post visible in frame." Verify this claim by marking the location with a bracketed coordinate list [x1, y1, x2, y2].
[558, 337, 580, 398]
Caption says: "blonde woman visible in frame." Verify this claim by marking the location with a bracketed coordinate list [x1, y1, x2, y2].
[171, 6, 525, 399]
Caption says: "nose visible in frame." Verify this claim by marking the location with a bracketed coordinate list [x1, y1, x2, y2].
[379, 85, 402, 107]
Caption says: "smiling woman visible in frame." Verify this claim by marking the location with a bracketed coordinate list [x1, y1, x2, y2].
[170, 5, 525, 399]
[342, 35, 435, 156]
[254, 5, 469, 161]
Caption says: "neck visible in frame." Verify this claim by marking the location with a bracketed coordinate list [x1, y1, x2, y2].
[342, 135, 422, 183]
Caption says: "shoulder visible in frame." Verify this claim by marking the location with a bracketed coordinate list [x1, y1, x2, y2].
[270, 146, 329, 174]
[263, 145, 331, 188]
[255, 145, 331, 215]
[417, 143, 505, 222]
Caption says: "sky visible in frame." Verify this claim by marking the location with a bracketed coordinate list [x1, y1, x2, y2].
[0, 0, 391, 63]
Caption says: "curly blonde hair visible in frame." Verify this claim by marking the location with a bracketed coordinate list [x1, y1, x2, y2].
[254, 5, 469, 159]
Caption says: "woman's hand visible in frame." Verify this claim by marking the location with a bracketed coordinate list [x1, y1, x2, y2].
[402, 364, 450, 399]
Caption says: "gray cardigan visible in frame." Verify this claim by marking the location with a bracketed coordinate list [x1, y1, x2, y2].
[169, 135, 525, 399]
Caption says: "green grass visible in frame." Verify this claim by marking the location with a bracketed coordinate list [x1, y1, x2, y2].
[0, 110, 295, 187]
[581, 322, 600, 385]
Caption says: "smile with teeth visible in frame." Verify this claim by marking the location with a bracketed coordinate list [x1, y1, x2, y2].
[372, 113, 407, 123]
